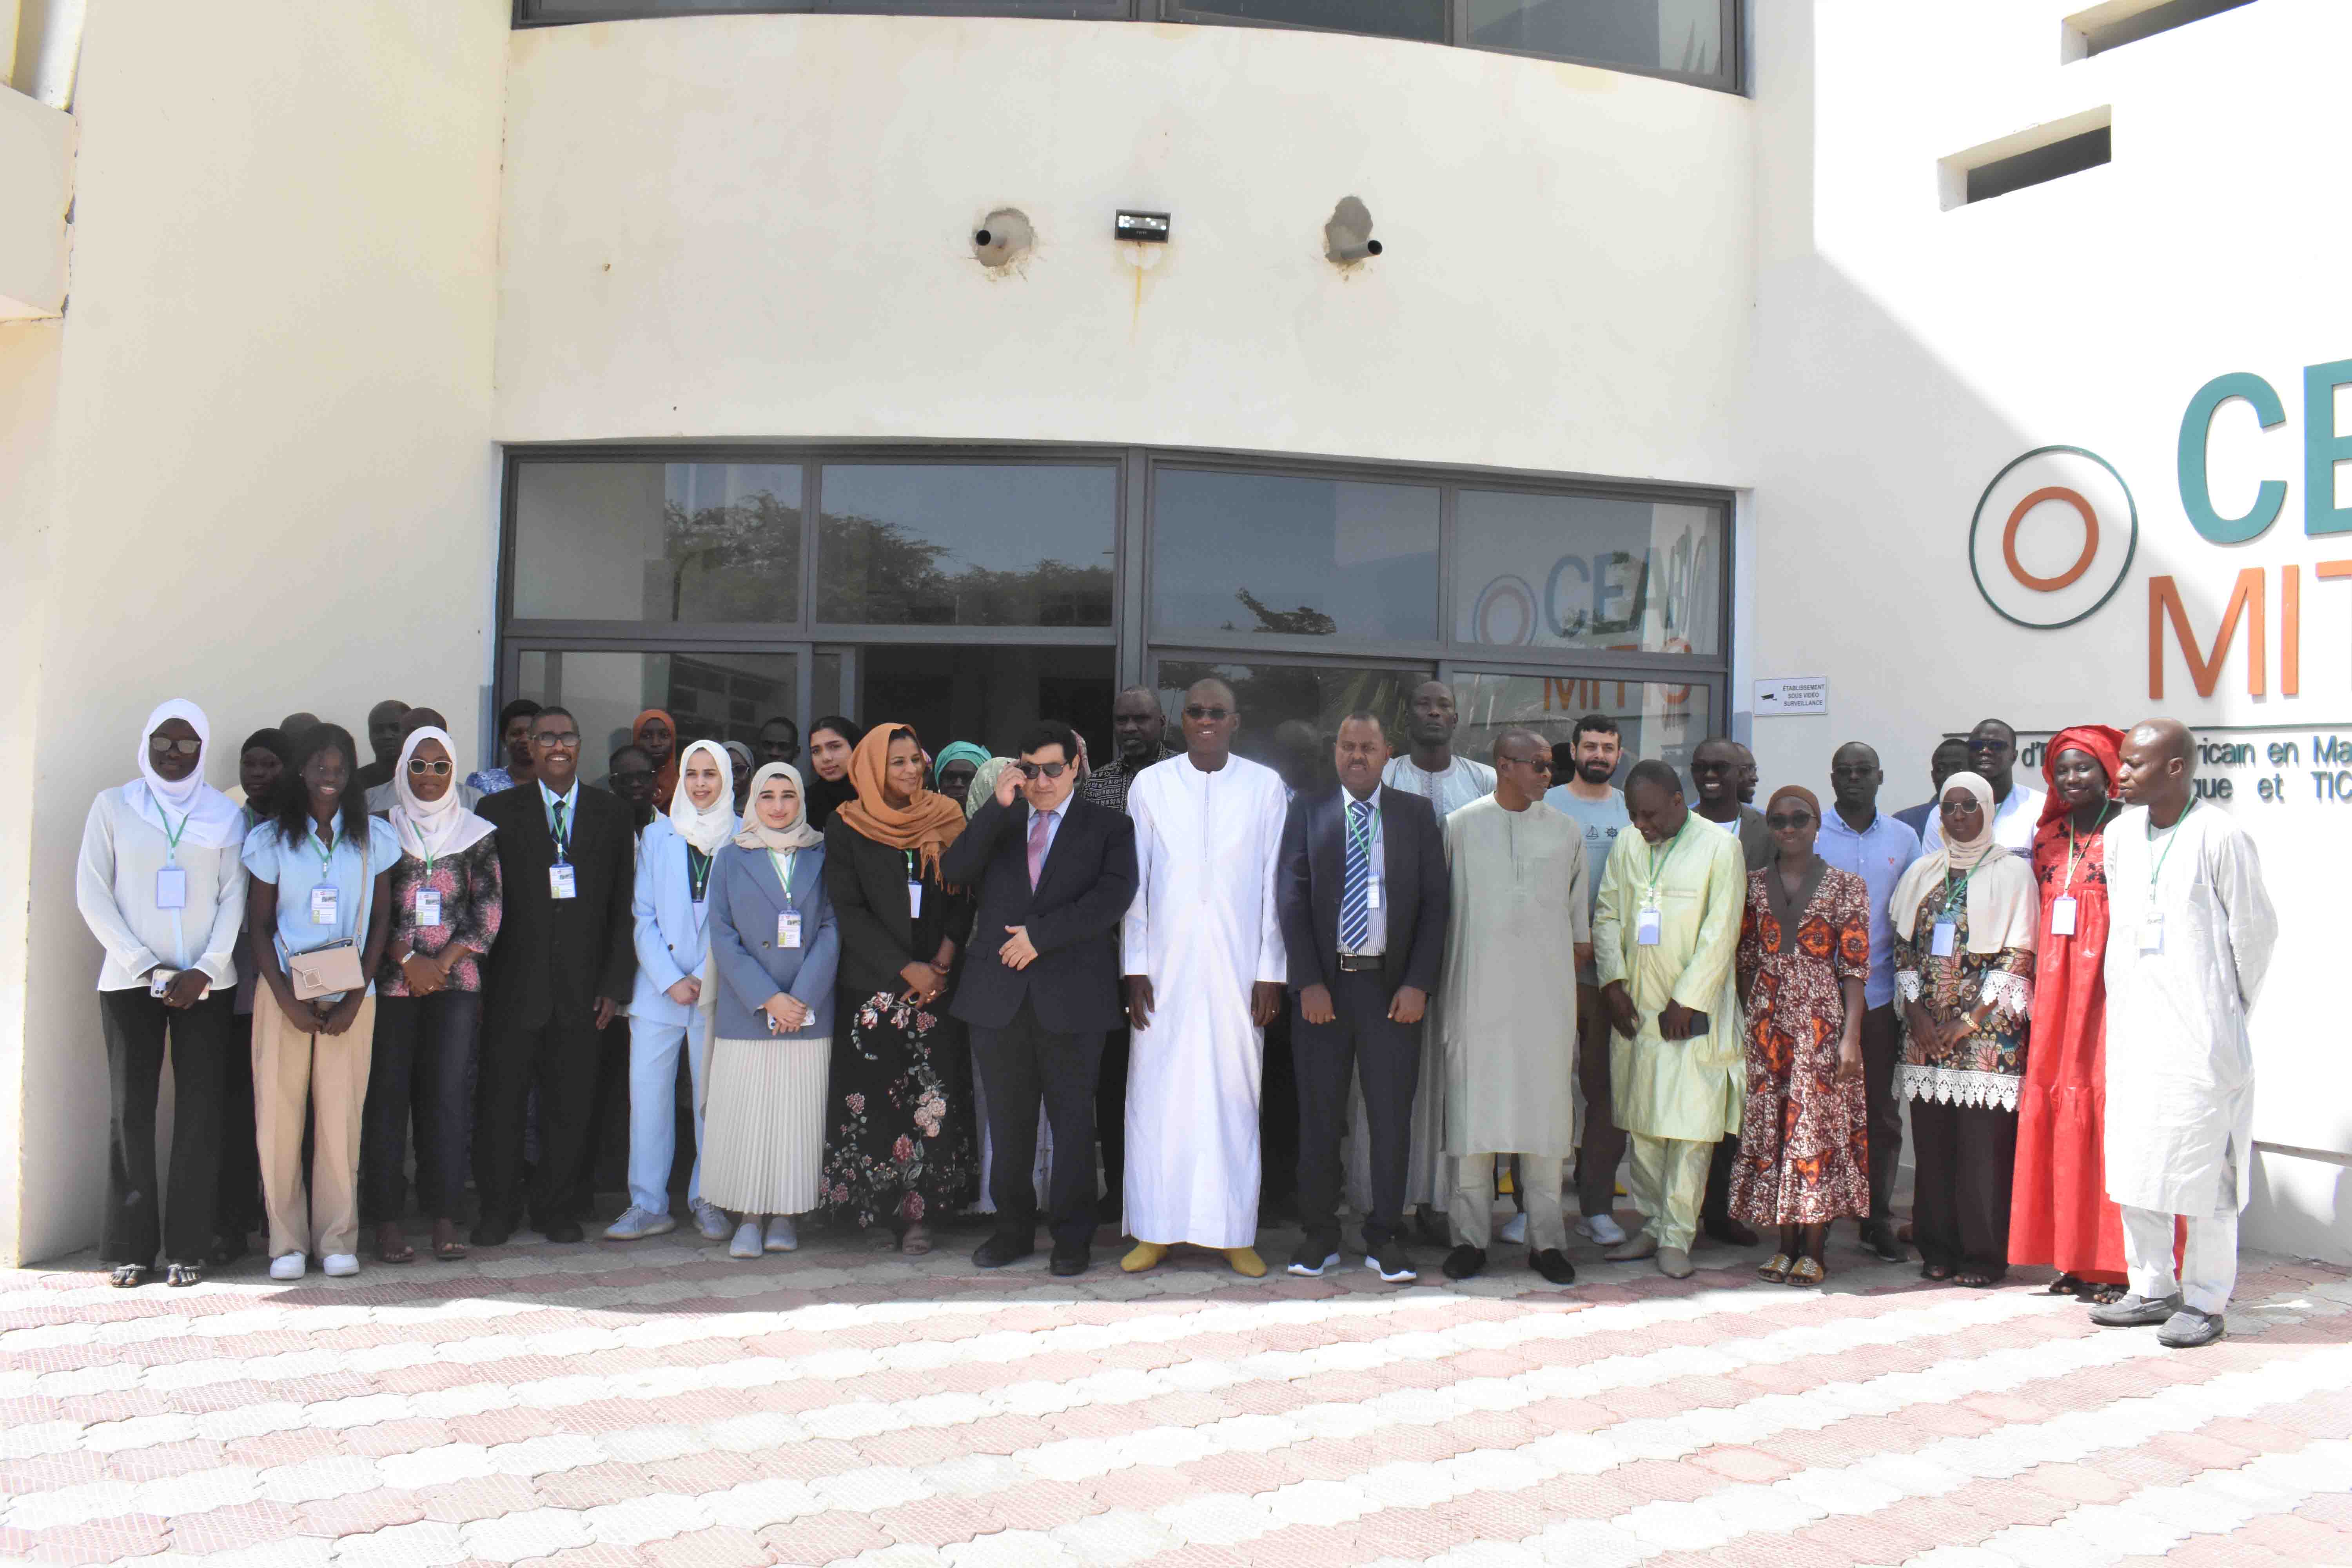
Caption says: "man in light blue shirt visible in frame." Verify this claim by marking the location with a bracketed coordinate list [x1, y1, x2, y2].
[1544, 712, 1633, 1246]
[1816, 741, 1921, 1262]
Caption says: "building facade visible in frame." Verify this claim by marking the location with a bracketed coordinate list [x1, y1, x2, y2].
[2, 0, 2343, 1263]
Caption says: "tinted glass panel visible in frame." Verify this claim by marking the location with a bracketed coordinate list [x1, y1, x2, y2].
[857, 644, 1116, 765]
[1168, 0, 1443, 42]
[1450, 670, 1712, 790]
[1463, 0, 1725, 78]
[514, 650, 800, 770]
[1452, 491, 1722, 657]
[818, 465, 1116, 627]
[513, 463, 803, 624]
[1152, 470, 1439, 641]
[1153, 658, 1427, 795]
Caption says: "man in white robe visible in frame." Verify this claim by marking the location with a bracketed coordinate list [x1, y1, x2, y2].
[2092, 719, 2276, 1348]
[1120, 679, 1290, 1276]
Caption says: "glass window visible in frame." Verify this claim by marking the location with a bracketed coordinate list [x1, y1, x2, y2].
[1452, 490, 1722, 657]
[818, 465, 1116, 628]
[1163, 0, 1443, 44]
[1152, 470, 1440, 641]
[1450, 669, 1713, 788]
[856, 644, 1116, 765]
[512, 463, 804, 624]
[1463, 0, 1728, 81]
[1152, 657, 1428, 795]
[513, 650, 800, 770]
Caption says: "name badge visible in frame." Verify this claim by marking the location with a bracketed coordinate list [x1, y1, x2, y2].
[779, 911, 802, 949]
[2049, 896, 2077, 937]
[549, 864, 578, 900]
[1636, 906, 1662, 946]
[2139, 913, 2164, 954]
[155, 866, 187, 911]
[1931, 920, 1957, 958]
[414, 889, 443, 927]
[1365, 879, 1383, 911]
[906, 880, 923, 918]
[310, 884, 338, 925]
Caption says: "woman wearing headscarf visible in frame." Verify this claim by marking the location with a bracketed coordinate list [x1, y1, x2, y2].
[243, 724, 401, 1281]
[74, 701, 250, 1288]
[609, 739, 737, 1245]
[632, 708, 680, 811]
[362, 726, 503, 1265]
[820, 723, 979, 1253]
[2009, 724, 2129, 1301]
[703, 763, 840, 1257]
[1890, 771, 2039, 1287]
[803, 715, 864, 830]
[1727, 786, 1873, 1286]
[933, 742, 992, 820]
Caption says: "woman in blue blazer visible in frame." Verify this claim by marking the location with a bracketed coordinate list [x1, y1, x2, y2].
[609, 741, 739, 1245]
[701, 762, 840, 1258]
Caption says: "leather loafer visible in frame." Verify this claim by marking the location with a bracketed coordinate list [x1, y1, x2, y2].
[538, 1217, 585, 1244]
[1530, 1248, 1578, 1285]
[973, 1234, 1035, 1270]
[1441, 1244, 1486, 1281]
[471, 1217, 514, 1249]
[2157, 1307, 2226, 1348]
[2090, 1291, 2184, 1328]
[1049, 1242, 1090, 1277]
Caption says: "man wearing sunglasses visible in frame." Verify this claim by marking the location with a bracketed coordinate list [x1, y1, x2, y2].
[942, 723, 1138, 1277]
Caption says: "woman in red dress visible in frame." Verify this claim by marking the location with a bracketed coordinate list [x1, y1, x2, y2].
[2007, 724, 2129, 1300]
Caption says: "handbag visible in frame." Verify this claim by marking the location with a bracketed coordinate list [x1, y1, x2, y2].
[287, 832, 369, 1001]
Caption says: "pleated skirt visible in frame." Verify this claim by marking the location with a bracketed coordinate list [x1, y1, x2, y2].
[699, 1035, 829, 1215]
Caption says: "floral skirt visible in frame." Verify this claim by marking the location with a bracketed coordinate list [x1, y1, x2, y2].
[818, 990, 978, 1230]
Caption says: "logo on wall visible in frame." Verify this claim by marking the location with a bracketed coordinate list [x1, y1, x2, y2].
[1469, 575, 1539, 646]
[1968, 445, 2138, 630]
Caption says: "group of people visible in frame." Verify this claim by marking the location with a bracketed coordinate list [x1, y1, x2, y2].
[78, 685, 2275, 1347]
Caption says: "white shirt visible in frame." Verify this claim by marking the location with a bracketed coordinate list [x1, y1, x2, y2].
[75, 787, 250, 991]
[1922, 783, 2047, 854]
[1335, 786, 1386, 958]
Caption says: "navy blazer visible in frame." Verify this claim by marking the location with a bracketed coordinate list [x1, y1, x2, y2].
[1277, 784, 1448, 999]
[941, 793, 1138, 1034]
[705, 840, 840, 1042]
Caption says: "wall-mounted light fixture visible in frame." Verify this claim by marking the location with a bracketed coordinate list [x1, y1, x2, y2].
[1324, 197, 1381, 264]
[1114, 210, 1171, 243]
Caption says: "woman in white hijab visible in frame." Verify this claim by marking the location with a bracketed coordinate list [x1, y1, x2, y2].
[74, 699, 251, 1288]
[608, 739, 739, 1245]
[701, 762, 840, 1258]
[361, 726, 503, 1266]
[1889, 770, 2040, 1288]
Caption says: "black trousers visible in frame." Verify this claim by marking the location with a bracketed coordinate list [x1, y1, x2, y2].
[363, 992, 481, 1222]
[1294, 969, 1421, 1251]
[100, 987, 231, 1267]
[1572, 983, 1626, 1220]
[566, 1016, 633, 1215]
[1096, 1024, 1129, 1227]
[1259, 1006, 1298, 1220]
[971, 998, 1105, 1250]
[1858, 1005, 1903, 1224]
[1702, 1134, 1741, 1227]
[217, 1011, 263, 1242]
[1910, 1098, 2018, 1276]
[476, 1002, 601, 1229]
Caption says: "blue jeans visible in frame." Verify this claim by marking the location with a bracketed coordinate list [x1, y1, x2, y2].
[628, 1013, 707, 1215]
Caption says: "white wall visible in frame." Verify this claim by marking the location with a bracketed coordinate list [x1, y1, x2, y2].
[3, 0, 510, 1264]
[0, 85, 70, 316]
[495, 15, 1755, 486]
[1744, 0, 2352, 1257]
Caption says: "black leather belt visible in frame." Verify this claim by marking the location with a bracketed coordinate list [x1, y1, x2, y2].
[1335, 953, 1381, 972]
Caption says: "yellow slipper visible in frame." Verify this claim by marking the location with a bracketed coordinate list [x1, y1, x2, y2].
[1224, 1247, 1267, 1278]
[1121, 1241, 1168, 1273]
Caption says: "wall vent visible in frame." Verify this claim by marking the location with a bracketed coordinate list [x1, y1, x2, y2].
[1938, 107, 2113, 210]
[2063, 0, 2255, 60]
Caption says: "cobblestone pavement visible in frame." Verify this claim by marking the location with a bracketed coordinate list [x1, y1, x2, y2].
[4, 1219, 2349, 1568]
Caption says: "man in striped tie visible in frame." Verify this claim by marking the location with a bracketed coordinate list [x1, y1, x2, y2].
[1276, 713, 1450, 1284]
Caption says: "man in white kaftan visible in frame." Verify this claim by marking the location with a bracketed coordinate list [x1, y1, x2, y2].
[1120, 681, 1290, 1274]
[2091, 721, 2277, 1348]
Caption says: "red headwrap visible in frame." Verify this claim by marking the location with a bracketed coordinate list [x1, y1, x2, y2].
[2037, 724, 2125, 827]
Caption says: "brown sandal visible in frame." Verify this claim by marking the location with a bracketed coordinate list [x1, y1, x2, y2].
[1786, 1257, 1825, 1287]
[1757, 1253, 1793, 1283]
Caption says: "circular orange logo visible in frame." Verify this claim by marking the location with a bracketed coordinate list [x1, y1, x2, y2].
[1970, 447, 2136, 630]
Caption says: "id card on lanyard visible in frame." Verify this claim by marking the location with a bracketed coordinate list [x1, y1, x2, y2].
[1931, 865, 1973, 959]
[155, 808, 189, 910]
[310, 827, 339, 926]
[768, 848, 801, 947]
[1637, 830, 1683, 946]
[2050, 800, 2110, 940]
[2140, 803, 2194, 955]
[548, 793, 578, 900]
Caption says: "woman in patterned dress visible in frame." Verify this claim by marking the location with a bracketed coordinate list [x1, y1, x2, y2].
[1730, 785, 1872, 1286]
[1890, 772, 2039, 1287]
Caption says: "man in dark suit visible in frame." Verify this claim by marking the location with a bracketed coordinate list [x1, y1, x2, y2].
[472, 706, 637, 1246]
[1278, 711, 1449, 1285]
[943, 721, 1138, 1276]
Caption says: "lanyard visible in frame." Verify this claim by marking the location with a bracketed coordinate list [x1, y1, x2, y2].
[1344, 797, 1378, 861]
[766, 847, 795, 897]
[548, 793, 572, 862]
[1940, 864, 1976, 918]
[309, 823, 339, 877]
[2147, 800, 2196, 892]
[1644, 824, 1687, 901]
[688, 845, 713, 902]
[160, 808, 189, 866]
[904, 849, 918, 882]
[2060, 799, 2112, 894]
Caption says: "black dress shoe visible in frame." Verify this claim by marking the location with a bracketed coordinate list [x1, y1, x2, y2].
[1441, 1244, 1486, 1281]
[1704, 1215, 1759, 1248]
[539, 1217, 585, 1244]
[973, 1233, 1035, 1269]
[1859, 1220, 1906, 1263]
[471, 1217, 514, 1248]
[1530, 1249, 1578, 1285]
[1049, 1242, 1091, 1277]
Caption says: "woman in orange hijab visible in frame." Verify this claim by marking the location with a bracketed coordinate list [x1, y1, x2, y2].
[818, 723, 978, 1254]
[632, 710, 679, 810]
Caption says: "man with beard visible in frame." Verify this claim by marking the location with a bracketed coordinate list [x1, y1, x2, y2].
[1546, 712, 1632, 1246]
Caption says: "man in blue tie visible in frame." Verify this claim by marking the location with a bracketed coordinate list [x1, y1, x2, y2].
[1277, 713, 1450, 1284]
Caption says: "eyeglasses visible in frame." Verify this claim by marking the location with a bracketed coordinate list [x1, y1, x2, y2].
[148, 735, 202, 757]
[532, 732, 581, 750]
[1764, 812, 1815, 829]
[1182, 705, 1231, 722]
[612, 769, 655, 786]
[406, 758, 452, 777]
[1014, 760, 1071, 779]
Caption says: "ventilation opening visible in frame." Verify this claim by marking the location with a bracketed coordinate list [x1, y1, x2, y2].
[2063, 0, 2255, 60]
[1938, 107, 2113, 210]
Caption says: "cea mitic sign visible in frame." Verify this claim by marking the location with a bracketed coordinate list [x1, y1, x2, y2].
[2018, 731, 2352, 806]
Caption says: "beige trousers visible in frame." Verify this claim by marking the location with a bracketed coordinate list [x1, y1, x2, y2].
[253, 991, 376, 1260]
[1628, 1134, 1711, 1253]
[1450, 1151, 1567, 1254]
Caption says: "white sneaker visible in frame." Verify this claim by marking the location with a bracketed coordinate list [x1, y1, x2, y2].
[321, 1254, 360, 1278]
[729, 1220, 763, 1260]
[1499, 1212, 1529, 1245]
[691, 1199, 731, 1242]
[603, 1206, 676, 1241]
[269, 1253, 307, 1281]
[764, 1216, 799, 1253]
[1578, 1213, 1627, 1247]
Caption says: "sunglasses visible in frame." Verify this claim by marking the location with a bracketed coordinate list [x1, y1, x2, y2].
[1183, 705, 1231, 721]
[406, 758, 453, 777]
[148, 735, 202, 757]
[1014, 760, 1071, 779]
[1765, 811, 1815, 830]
